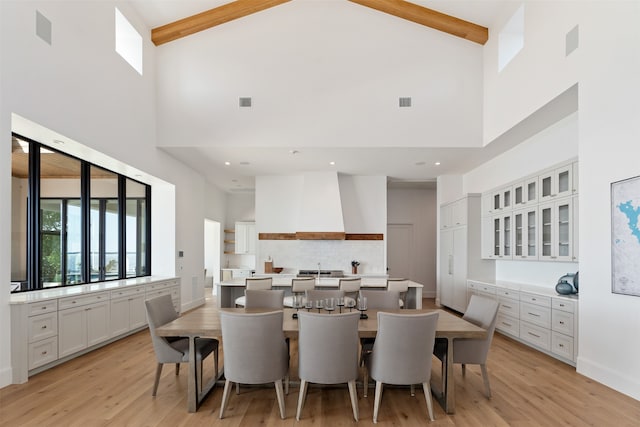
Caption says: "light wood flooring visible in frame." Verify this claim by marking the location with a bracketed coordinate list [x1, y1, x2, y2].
[1, 298, 639, 426]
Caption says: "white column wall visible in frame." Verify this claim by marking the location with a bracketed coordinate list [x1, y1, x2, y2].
[0, 1, 227, 386]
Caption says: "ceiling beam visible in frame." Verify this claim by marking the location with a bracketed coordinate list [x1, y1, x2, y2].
[347, 0, 488, 45]
[152, 0, 291, 46]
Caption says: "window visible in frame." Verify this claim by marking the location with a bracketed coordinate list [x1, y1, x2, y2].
[498, 4, 525, 72]
[115, 7, 143, 75]
[10, 134, 151, 292]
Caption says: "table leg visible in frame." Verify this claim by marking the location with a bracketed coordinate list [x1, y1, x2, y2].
[445, 336, 456, 413]
[187, 337, 197, 412]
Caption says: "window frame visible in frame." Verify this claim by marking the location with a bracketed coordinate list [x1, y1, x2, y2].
[12, 132, 151, 292]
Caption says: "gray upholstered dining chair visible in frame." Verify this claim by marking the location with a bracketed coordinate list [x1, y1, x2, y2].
[296, 311, 360, 421]
[283, 277, 316, 308]
[358, 290, 401, 366]
[219, 310, 289, 419]
[364, 311, 439, 423]
[244, 289, 285, 309]
[433, 294, 499, 398]
[145, 295, 219, 397]
[386, 278, 410, 308]
[339, 278, 361, 306]
[234, 277, 273, 307]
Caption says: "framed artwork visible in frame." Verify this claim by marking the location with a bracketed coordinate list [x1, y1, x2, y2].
[611, 175, 640, 296]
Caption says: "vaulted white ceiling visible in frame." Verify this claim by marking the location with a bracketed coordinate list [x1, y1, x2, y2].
[129, 1, 519, 192]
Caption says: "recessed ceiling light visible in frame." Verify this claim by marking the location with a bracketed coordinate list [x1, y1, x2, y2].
[224, 161, 231, 166]
[329, 161, 335, 166]
[435, 162, 441, 166]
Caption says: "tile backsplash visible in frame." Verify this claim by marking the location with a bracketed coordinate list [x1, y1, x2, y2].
[258, 240, 385, 275]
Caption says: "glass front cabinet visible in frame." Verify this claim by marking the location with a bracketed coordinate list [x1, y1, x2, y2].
[538, 199, 574, 262]
[513, 207, 538, 259]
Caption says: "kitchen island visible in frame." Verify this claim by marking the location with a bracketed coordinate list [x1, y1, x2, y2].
[215, 276, 424, 309]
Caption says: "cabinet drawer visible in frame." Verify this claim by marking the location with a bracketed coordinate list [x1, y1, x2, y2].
[520, 302, 551, 328]
[496, 288, 519, 300]
[28, 300, 58, 316]
[147, 280, 179, 292]
[520, 292, 551, 307]
[551, 332, 574, 361]
[498, 297, 520, 317]
[28, 336, 58, 370]
[476, 284, 496, 297]
[552, 298, 575, 313]
[28, 312, 58, 343]
[520, 322, 551, 351]
[552, 310, 574, 336]
[111, 286, 145, 300]
[496, 313, 519, 336]
[59, 292, 109, 310]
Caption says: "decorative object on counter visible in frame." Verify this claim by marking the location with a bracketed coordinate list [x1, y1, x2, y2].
[351, 260, 360, 274]
[264, 260, 273, 273]
[556, 272, 578, 295]
[273, 267, 284, 274]
[357, 292, 368, 319]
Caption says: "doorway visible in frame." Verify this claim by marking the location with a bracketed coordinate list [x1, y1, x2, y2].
[387, 224, 413, 279]
[204, 219, 221, 295]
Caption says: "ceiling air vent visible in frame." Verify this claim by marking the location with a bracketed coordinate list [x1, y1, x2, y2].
[399, 97, 412, 108]
[239, 97, 252, 107]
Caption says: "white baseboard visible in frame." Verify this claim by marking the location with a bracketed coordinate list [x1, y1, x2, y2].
[0, 366, 13, 388]
[577, 356, 640, 401]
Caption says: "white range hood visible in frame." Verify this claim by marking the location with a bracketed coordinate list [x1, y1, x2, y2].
[296, 171, 345, 238]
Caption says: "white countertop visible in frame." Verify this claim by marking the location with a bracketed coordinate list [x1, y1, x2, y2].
[468, 279, 579, 301]
[9, 276, 178, 304]
[217, 276, 423, 288]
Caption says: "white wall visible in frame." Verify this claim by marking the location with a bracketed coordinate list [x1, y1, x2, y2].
[483, 1, 580, 144]
[155, 0, 483, 151]
[576, 1, 640, 401]
[387, 187, 437, 294]
[0, 1, 226, 386]
[340, 175, 387, 233]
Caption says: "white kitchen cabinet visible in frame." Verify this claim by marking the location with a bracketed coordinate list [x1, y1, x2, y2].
[490, 213, 513, 260]
[441, 198, 468, 229]
[513, 207, 538, 260]
[513, 177, 538, 208]
[58, 296, 110, 358]
[110, 286, 146, 337]
[539, 198, 574, 262]
[439, 195, 495, 313]
[490, 186, 512, 213]
[539, 164, 574, 202]
[235, 222, 256, 254]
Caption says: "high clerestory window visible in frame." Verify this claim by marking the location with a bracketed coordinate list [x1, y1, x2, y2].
[10, 134, 151, 292]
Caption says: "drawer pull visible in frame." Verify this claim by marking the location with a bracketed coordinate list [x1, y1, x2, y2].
[42, 325, 47, 329]
[502, 305, 512, 309]
[559, 321, 565, 325]
[559, 344, 564, 348]
[559, 303, 565, 307]
[528, 312, 540, 317]
[501, 322, 512, 327]
[42, 351, 48, 355]
[41, 306, 47, 310]
[528, 332, 540, 338]
[531, 298, 537, 301]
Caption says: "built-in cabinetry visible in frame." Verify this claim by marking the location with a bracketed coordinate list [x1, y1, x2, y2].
[481, 159, 578, 262]
[235, 221, 256, 254]
[439, 195, 495, 313]
[10, 277, 180, 384]
[468, 280, 578, 366]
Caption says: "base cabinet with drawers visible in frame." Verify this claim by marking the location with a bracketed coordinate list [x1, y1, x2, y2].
[10, 277, 180, 384]
[468, 280, 578, 366]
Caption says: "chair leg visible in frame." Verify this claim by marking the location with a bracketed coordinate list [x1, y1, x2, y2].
[275, 379, 286, 419]
[296, 379, 308, 421]
[236, 382, 240, 394]
[198, 360, 203, 394]
[152, 363, 163, 396]
[348, 380, 359, 421]
[441, 357, 446, 398]
[422, 382, 435, 421]
[461, 363, 466, 376]
[219, 379, 233, 419]
[480, 364, 492, 398]
[175, 363, 180, 376]
[373, 381, 383, 423]
[285, 373, 290, 395]
[363, 367, 369, 398]
[214, 348, 219, 380]
[410, 384, 415, 397]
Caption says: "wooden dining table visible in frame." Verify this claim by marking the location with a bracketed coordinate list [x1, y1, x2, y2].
[155, 306, 486, 414]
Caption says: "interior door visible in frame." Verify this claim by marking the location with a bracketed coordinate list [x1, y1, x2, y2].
[387, 224, 413, 279]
